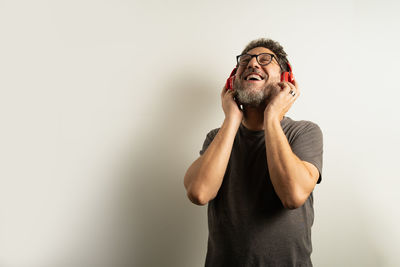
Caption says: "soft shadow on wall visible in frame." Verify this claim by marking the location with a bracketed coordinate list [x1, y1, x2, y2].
[110, 67, 219, 267]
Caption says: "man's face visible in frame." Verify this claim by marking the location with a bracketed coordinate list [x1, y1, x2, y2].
[233, 47, 282, 107]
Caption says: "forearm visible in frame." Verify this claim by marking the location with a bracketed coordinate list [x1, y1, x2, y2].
[184, 118, 240, 205]
[264, 116, 314, 209]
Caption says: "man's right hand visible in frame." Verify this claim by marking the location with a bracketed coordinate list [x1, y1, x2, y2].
[184, 85, 243, 205]
[221, 85, 243, 124]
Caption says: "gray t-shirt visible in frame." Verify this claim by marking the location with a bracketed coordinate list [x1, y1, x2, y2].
[199, 116, 323, 267]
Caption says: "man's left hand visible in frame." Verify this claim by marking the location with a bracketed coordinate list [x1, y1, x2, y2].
[264, 79, 300, 122]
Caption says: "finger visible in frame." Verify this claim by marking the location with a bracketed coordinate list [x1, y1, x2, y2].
[289, 91, 299, 102]
[277, 82, 291, 94]
[222, 89, 235, 101]
[286, 81, 300, 99]
[221, 84, 227, 96]
[292, 79, 299, 89]
[287, 80, 295, 89]
[292, 79, 300, 97]
[290, 87, 300, 102]
[221, 86, 234, 99]
[289, 79, 299, 93]
[286, 82, 296, 95]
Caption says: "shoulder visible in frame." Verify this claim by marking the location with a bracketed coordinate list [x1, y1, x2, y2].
[282, 116, 323, 142]
[199, 127, 221, 155]
[206, 127, 220, 140]
[283, 116, 321, 132]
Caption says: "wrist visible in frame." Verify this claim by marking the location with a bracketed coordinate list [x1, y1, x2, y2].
[224, 116, 242, 128]
[263, 111, 280, 125]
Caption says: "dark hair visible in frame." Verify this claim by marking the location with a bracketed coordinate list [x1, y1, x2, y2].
[241, 38, 289, 73]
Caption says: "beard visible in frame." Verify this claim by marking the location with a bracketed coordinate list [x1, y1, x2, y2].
[233, 78, 277, 108]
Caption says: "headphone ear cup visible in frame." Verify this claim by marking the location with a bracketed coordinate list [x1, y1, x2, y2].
[226, 68, 237, 90]
[226, 76, 235, 90]
[281, 72, 289, 82]
[288, 72, 294, 83]
[230, 76, 235, 89]
[281, 71, 294, 83]
[225, 78, 230, 89]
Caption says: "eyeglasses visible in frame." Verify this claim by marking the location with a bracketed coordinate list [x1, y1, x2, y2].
[236, 53, 276, 66]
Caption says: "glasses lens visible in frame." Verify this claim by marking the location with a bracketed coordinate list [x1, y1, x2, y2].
[258, 54, 272, 65]
[238, 54, 252, 65]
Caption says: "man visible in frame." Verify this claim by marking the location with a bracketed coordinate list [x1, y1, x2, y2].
[183, 38, 323, 266]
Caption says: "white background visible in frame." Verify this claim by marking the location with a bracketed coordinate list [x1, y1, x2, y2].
[1, 0, 399, 266]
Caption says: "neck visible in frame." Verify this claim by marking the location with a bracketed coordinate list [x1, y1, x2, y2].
[242, 105, 266, 131]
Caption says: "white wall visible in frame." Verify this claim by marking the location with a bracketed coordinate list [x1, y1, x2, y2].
[1, 0, 399, 266]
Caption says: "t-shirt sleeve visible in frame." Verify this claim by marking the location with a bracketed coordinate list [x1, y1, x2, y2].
[290, 122, 323, 184]
[199, 128, 220, 156]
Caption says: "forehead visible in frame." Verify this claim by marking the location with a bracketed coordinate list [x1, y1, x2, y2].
[246, 46, 275, 56]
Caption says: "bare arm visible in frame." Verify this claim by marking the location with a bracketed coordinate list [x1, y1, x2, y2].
[263, 80, 319, 209]
[264, 116, 319, 209]
[184, 118, 240, 205]
[184, 85, 243, 205]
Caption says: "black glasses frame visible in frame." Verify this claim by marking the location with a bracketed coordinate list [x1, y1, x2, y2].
[236, 53, 278, 67]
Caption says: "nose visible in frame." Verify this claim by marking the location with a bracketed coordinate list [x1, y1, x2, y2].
[247, 56, 260, 69]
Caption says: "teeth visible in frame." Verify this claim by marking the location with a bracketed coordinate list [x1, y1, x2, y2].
[246, 74, 262, 81]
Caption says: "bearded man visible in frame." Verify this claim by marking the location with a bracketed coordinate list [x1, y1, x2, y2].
[184, 38, 323, 267]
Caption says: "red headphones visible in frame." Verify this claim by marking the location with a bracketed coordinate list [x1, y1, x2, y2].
[281, 62, 294, 83]
[225, 68, 237, 90]
[225, 62, 294, 91]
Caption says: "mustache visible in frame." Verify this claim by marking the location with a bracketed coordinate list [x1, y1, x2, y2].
[241, 68, 267, 79]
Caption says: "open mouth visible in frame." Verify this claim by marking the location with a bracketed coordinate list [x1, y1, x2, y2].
[244, 73, 264, 81]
